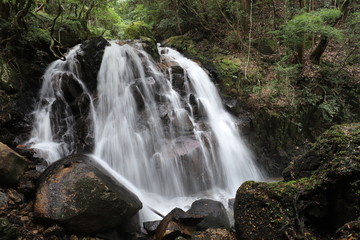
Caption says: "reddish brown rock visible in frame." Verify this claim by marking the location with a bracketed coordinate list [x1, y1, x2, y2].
[154, 208, 203, 240]
[34, 154, 142, 234]
[0, 142, 29, 187]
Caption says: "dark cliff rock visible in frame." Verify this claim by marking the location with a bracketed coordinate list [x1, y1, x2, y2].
[77, 37, 110, 92]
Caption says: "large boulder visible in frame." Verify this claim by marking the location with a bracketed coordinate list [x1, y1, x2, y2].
[0, 142, 29, 187]
[252, 38, 278, 55]
[234, 123, 360, 240]
[34, 154, 142, 234]
[187, 199, 230, 230]
[283, 123, 360, 181]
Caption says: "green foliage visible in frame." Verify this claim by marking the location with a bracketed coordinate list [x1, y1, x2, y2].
[90, 7, 124, 39]
[117, 0, 248, 41]
[344, 12, 360, 65]
[277, 9, 343, 48]
[123, 20, 152, 39]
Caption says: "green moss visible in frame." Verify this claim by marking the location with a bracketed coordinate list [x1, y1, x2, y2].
[140, 36, 160, 61]
[253, 38, 278, 55]
[163, 35, 205, 62]
[311, 123, 360, 177]
[215, 56, 242, 86]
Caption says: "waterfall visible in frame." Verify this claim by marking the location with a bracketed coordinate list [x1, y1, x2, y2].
[27, 45, 94, 163]
[27, 40, 263, 220]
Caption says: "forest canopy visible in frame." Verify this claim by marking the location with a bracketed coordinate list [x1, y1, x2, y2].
[0, 0, 359, 64]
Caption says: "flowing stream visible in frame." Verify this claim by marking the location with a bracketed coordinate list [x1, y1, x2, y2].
[27, 41, 264, 221]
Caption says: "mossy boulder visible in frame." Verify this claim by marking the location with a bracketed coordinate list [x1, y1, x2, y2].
[163, 36, 202, 61]
[234, 178, 322, 240]
[213, 56, 243, 96]
[252, 38, 278, 55]
[283, 123, 360, 181]
[34, 154, 142, 234]
[234, 123, 360, 239]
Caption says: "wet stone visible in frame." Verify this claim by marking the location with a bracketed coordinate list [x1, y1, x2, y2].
[187, 199, 230, 230]
[143, 220, 161, 236]
[0, 190, 8, 208]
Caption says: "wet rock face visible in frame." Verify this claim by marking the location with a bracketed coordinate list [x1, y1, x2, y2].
[0, 142, 29, 187]
[187, 199, 230, 230]
[234, 123, 360, 240]
[77, 37, 110, 92]
[34, 154, 142, 234]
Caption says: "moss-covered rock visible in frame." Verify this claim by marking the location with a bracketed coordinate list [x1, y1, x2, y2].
[234, 123, 360, 239]
[283, 123, 360, 180]
[252, 38, 278, 55]
[213, 56, 243, 96]
[234, 178, 322, 240]
[163, 36, 204, 61]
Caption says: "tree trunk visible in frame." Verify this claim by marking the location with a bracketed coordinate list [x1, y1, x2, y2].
[310, 0, 350, 64]
[296, 43, 304, 64]
[310, 36, 328, 64]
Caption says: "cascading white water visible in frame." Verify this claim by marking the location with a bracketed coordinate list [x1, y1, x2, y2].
[27, 40, 264, 221]
[161, 47, 263, 193]
[26, 45, 93, 163]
